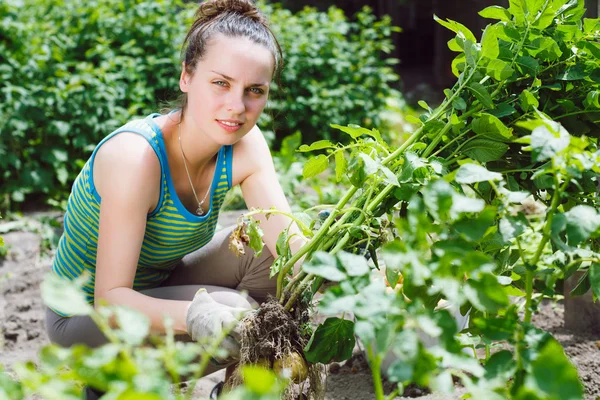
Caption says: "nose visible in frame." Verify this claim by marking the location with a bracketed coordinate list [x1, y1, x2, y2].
[226, 90, 245, 115]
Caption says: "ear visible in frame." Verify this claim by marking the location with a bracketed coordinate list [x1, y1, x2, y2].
[179, 63, 191, 93]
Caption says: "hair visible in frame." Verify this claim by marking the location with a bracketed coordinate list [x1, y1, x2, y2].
[175, 0, 283, 119]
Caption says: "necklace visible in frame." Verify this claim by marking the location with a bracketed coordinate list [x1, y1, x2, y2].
[178, 122, 212, 215]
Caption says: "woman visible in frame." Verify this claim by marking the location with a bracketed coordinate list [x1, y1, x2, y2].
[45, 0, 304, 396]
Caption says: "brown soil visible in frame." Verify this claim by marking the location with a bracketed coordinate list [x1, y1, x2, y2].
[1, 212, 599, 399]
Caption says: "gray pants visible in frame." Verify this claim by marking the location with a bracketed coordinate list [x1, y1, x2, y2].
[45, 225, 276, 349]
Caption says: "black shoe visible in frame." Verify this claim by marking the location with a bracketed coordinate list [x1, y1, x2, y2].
[84, 387, 105, 400]
[210, 381, 224, 399]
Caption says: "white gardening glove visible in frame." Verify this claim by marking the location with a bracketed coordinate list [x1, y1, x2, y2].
[185, 289, 251, 365]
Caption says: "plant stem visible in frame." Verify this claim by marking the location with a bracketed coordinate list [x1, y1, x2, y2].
[284, 273, 314, 311]
[184, 322, 236, 400]
[422, 120, 453, 158]
[367, 345, 385, 400]
[281, 63, 481, 307]
[524, 269, 535, 324]
[276, 187, 359, 300]
[386, 388, 401, 400]
[430, 128, 472, 158]
[523, 174, 568, 324]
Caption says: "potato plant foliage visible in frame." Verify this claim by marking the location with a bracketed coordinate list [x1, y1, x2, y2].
[239, 0, 599, 399]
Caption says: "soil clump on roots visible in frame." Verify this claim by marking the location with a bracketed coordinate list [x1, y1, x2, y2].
[230, 298, 325, 399]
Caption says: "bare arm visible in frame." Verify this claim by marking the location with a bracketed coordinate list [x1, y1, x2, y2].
[93, 132, 190, 334]
[239, 127, 308, 275]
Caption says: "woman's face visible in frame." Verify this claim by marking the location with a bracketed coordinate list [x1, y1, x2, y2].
[180, 34, 275, 146]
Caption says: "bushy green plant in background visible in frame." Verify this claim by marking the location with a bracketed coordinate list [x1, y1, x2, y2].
[0, 0, 401, 211]
[0, 0, 196, 209]
[261, 3, 401, 145]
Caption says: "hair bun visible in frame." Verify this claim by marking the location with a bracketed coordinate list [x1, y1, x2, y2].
[197, 0, 264, 24]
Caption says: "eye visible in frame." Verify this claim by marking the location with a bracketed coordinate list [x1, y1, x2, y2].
[213, 80, 228, 87]
[248, 87, 265, 95]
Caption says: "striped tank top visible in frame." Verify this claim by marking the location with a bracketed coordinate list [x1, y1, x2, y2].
[51, 113, 233, 317]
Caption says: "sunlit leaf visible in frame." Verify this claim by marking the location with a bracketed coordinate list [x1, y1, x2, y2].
[304, 318, 355, 364]
[303, 155, 329, 179]
[455, 164, 503, 184]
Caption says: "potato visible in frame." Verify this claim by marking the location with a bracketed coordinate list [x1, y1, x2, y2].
[273, 352, 308, 384]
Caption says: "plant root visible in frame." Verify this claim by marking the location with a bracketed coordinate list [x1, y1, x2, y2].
[228, 298, 326, 400]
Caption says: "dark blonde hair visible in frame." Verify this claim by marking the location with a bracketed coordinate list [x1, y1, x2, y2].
[177, 0, 283, 118]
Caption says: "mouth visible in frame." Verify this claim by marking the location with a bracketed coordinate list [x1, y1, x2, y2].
[216, 119, 244, 132]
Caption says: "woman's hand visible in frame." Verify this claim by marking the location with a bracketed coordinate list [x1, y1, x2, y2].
[185, 289, 252, 364]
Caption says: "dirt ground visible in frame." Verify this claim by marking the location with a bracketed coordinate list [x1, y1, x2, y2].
[1, 211, 599, 399]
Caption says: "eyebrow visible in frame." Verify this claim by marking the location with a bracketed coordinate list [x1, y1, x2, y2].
[211, 71, 268, 87]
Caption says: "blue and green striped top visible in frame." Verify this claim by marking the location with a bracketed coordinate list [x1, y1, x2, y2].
[51, 113, 232, 316]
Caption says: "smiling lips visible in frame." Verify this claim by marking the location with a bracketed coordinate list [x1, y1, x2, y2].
[217, 119, 244, 132]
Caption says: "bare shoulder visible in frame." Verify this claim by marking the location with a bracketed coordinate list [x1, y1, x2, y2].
[231, 125, 274, 187]
[93, 132, 161, 213]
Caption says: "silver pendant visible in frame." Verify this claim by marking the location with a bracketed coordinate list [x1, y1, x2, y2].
[196, 205, 204, 215]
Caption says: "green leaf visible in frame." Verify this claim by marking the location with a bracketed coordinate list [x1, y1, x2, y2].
[348, 156, 367, 187]
[528, 37, 562, 61]
[515, 56, 540, 76]
[302, 154, 329, 179]
[246, 218, 264, 258]
[433, 15, 477, 43]
[337, 251, 370, 277]
[385, 267, 400, 287]
[41, 273, 93, 316]
[451, 193, 486, 216]
[569, 270, 591, 297]
[464, 274, 510, 312]
[464, 39, 481, 67]
[479, 6, 512, 22]
[589, 263, 600, 299]
[455, 164, 503, 184]
[522, 339, 584, 400]
[583, 91, 600, 109]
[508, 0, 527, 25]
[519, 89, 539, 112]
[452, 97, 467, 111]
[302, 251, 346, 281]
[485, 350, 516, 381]
[304, 318, 355, 364]
[471, 113, 514, 142]
[330, 124, 381, 142]
[467, 83, 494, 109]
[564, 205, 600, 245]
[114, 306, 150, 346]
[558, 63, 588, 80]
[499, 214, 528, 242]
[298, 140, 335, 152]
[490, 103, 517, 118]
[334, 150, 347, 182]
[472, 313, 518, 341]
[527, 121, 570, 162]
[486, 59, 514, 81]
[481, 25, 499, 59]
[454, 206, 496, 242]
[462, 139, 509, 163]
[452, 53, 467, 77]
[358, 153, 379, 176]
[293, 212, 313, 237]
[242, 366, 280, 394]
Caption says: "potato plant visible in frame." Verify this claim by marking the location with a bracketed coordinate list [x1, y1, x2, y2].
[233, 0, 599, 398]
